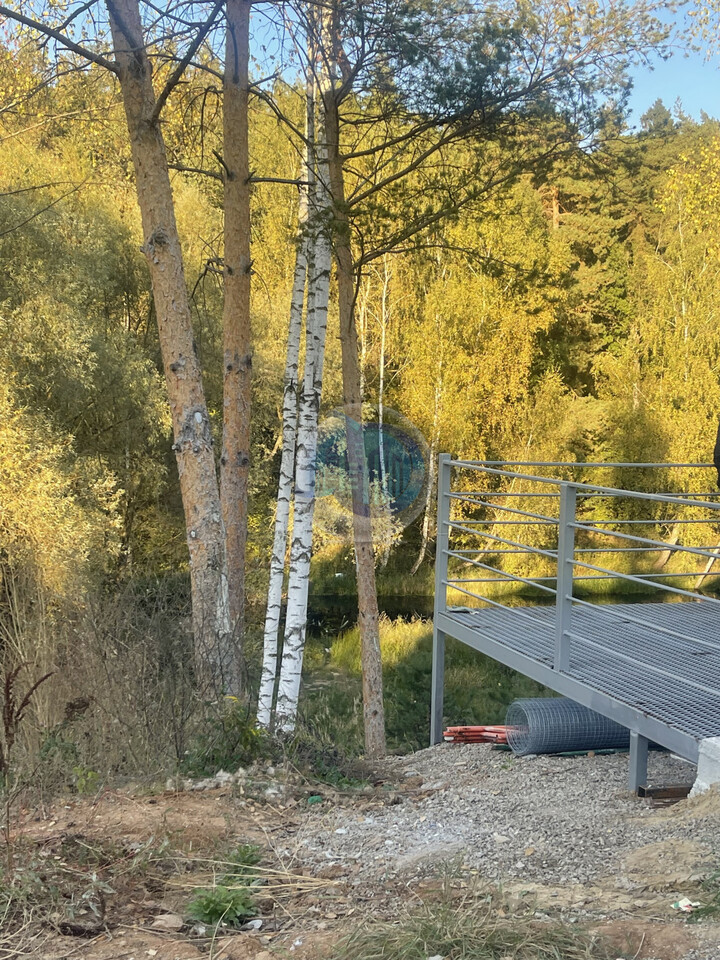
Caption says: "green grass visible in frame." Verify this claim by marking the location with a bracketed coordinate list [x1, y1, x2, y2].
[333, 883, 611, 960]
[301, 616, 552, 755]
[688, 866, 720, 922]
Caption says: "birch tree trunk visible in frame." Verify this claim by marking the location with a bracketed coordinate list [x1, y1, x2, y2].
[324, 87, 387, 759]
[221, 0, 252, 670]
[275, 116, 332, 732]
[106, 0, 234, 692]
[257, 98, 314, 729]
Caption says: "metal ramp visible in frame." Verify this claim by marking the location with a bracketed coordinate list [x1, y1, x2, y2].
[431, 457, 720, 790]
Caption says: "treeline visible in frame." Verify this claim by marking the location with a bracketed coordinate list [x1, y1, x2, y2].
[2, 33, 720, 772]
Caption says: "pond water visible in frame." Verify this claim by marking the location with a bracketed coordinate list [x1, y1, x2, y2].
[306, 594, 434, 638]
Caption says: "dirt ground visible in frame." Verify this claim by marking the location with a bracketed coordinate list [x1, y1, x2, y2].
[3, 760, 720, 960]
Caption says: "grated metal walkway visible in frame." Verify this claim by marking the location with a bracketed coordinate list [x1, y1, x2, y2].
[431, 457, 720, 788]
[440, 602, 720, 759]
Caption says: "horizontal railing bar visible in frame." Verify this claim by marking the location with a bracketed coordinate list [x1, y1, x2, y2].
[564, 629, 720, 698]
[447, 559, 557, 595]
[451, 460, 715, 468]
[575, 546, 714, 553]
[447, 522, 557, 557]
[577, 518, 720, 525]
[448, 497, 559, 524]
[568, 557, 720, 604]
[450, 520, 557, 526]
[451, 491, 562, 498]
[451, 489, 720, 500]
[443, 582, 552, 625]
[571, 521, 720, 560]
[452, 548, 541, 555]
[569, 595, 720, 649]
[449, 463, 720, 511]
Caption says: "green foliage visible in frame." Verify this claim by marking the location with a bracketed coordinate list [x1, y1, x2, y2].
[220, 844, 262, 883]
[306, 617, 549, 753]
[181, 700, 268, 778]
[688, 866, 720, 922]
[186, 885, 257, 928]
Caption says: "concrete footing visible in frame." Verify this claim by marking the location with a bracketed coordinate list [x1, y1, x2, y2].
[690, 737, 720, 796]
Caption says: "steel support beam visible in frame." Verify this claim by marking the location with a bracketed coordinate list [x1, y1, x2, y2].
[555, 483, 577, 673]
[431, 454, 452, 745]
[629, 731, 649, 793]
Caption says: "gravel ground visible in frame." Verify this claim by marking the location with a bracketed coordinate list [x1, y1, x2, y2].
[288, 743, 720, 959]
[300, 745, 710, 888]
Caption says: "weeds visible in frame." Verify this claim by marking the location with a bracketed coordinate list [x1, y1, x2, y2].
[1, 662, 53, 876]
[334, 883, 610, 960]
[187, 843, 261, 930]
[181, 698, 267, 777]
[688, 867, 720, 921]
[0, 832, 174, 947]
[187, 884, 257, 927]
[305, 617, 550, 754]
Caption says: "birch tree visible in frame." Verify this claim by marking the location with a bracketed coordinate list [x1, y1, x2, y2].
[274, 86, 333, 732]
[285, 0, 666, 757]
[257, 87, 314, 728]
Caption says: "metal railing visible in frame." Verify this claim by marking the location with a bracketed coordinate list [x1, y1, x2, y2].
[435, 457, 720, 668]
[431, 457, 720, 786]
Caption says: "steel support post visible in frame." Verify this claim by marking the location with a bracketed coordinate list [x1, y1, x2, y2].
[554, 483, 577, 673]
[629, 730, 649, 793]
[431, 454, 452, 745]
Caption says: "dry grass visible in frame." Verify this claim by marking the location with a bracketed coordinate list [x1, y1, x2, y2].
[334, 883, 611, 960]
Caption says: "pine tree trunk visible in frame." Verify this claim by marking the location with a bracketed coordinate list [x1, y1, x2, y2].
[106, 0, 234, 692]
[221, 0, 252, 668]
[324, 90, 386, 759]
[275, 120, 331, 732]
[257, 124, 313, 729]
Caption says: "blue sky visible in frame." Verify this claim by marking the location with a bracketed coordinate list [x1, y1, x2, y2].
[626, 20, 720, 128]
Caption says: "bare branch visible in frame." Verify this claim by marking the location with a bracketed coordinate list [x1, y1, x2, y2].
[151, 0, 225, 122]
[0, 4, 118, 74]
[249, 176, 309, 186]
[168, 162, 223, 181]
[0, 181, 90, 238]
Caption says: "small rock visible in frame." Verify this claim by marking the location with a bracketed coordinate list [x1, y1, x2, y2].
[215, 769, 234, 785]
[150, 913, 184, 932]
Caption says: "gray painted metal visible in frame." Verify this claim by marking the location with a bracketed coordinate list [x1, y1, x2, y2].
[506, 697, 630, 755]
[431, 454, 451, 746]
[629, 732, 649, 793]
[430, 457, 720, 788]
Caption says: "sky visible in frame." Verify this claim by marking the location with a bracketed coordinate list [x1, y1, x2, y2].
[626, 17, 720, 129]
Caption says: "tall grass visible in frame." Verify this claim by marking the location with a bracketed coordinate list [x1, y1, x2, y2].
[302, 616, 551, 754]
[335, 882, 610, 960]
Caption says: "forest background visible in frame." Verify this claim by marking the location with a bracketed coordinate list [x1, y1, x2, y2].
[1, 0, 720, 791]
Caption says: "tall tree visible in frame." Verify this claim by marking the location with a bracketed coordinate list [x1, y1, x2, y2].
[221, 0, 253, 658]
[295, 0, 666, 756]
[0, 0, 241, 693]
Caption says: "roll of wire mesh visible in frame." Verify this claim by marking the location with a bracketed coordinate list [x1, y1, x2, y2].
[506, 697, 630, 756]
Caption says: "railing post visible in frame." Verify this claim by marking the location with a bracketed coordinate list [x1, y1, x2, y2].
[431, 454, 452, 745]
[554, 482, 577, 673]
[629, 731, 649, 793]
